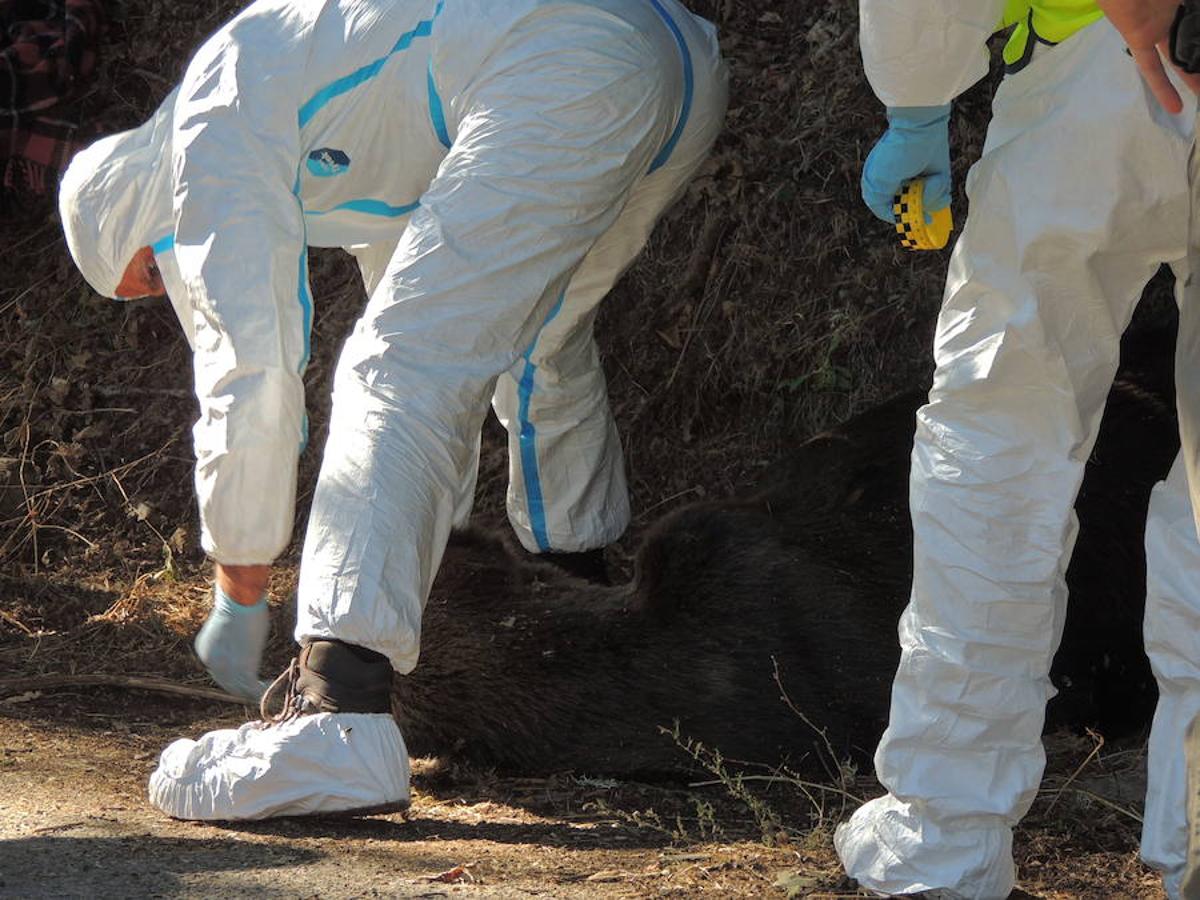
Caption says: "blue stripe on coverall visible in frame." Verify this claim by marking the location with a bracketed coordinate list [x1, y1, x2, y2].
[517, 290, 568, 552]
[291, 174, 314, 375]
[150, 233, 175, 254]
[646, 0, 693, 174]
[147, 203, 410, 372]
[293, 174, 313, 452]
[298, 2, 445, 128]
[305, 198, 420, 218]
[427, 61, 452, 149]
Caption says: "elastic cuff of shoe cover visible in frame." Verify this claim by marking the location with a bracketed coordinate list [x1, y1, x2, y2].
[297, 639, 393, 714]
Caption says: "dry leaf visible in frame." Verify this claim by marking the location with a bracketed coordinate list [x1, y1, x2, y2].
[656, 327, 682, 350]
[47, 377, 70, 404]
[425, 864, 475, 884]
[72, 423, 107, 442]
[585, 870, 628, 883]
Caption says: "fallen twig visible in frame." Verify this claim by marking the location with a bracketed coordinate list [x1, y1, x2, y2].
[687, 773, 862, 805]
[19, 440, 177, 503]
[771, 657, 844, 788]
[93, 386, 193, 400]
[1045, 728, 1104, 815]
[0, 674, 246, 705]
[1047, 786, 1145, 825]
[0, 607, 36, 636]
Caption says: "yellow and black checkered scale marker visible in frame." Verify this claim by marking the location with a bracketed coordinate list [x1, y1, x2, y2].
[893, 178, 953, 251]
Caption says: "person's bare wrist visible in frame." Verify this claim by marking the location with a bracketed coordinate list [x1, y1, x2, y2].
[214, 563, 271, 606]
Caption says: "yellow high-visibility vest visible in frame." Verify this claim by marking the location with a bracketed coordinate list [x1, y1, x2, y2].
[1000, 0, 1104, 67]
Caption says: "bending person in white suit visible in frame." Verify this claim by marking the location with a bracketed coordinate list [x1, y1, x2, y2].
[58, 0, 727, 820]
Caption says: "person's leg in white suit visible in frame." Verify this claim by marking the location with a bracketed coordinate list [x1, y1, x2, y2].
[836, 20, 1194, 898]
[1143, 454, 1200, 897]
[491, 158, 706, 559]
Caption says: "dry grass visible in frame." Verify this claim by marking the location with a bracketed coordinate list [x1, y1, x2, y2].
[0, 0, 989, 586]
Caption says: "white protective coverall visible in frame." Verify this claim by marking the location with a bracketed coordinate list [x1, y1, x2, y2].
[837, 3, 1200, 898]
[59, 0, 727, 819]
[60, 0, 726, 667]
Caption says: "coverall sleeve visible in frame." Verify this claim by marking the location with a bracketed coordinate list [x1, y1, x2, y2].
[170, 17, 310, 566]
[859, 0, 1008, 106]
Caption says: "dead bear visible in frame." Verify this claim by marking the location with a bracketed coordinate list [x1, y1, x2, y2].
[391, 339, 1178, 777]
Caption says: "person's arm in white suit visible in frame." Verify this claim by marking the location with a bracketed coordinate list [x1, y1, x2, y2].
[859, 0, 1008, 106]
[171, 14, 311, 568]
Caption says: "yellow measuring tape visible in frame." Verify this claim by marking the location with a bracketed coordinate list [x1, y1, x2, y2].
[893, 179, 953, 251]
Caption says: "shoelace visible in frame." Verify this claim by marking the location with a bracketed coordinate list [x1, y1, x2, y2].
[259, 657, 306, 724]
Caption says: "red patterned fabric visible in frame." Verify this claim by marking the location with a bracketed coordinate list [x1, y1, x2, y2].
[1, 0, 104, 196]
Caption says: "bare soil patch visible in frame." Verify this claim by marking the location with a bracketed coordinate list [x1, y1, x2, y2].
[0, 697, 1167, 898]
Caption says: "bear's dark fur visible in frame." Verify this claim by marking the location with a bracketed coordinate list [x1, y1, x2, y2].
[392, 334, 1178, 777]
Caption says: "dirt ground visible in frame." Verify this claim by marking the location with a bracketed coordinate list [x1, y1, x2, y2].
[0, 691, 1172, 898]
[0, 0, 1186, 897]
[0, 693, 801, 899]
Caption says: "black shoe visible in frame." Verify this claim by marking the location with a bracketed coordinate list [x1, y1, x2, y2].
[261, 639, 393, 721]
[537, 548, 610, 585]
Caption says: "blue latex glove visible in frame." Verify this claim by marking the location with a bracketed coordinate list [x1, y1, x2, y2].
[861, 104, 952, 224]
[194, 585, 270, 703]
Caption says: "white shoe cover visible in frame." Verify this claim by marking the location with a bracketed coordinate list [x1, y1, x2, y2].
[148, 712, 410, 820]
[835, 794, 1013, 899]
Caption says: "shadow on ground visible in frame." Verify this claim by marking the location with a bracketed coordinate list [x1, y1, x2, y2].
[0, 835, 323, 897]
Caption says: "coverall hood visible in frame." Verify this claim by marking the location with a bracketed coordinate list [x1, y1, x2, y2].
[58, 90, 176, 300]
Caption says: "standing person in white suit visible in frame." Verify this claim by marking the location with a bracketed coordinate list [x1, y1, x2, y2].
[57, 0, 727, 821]
[837, 0, 1200, 897]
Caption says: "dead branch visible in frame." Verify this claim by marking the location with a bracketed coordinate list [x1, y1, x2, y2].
[92, 386, 193, 400]
[686, 773, 862, 805]
[771, 656, 844, 787]
[1045, 728, 1105, 814]
[0, 673, 247, 705]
